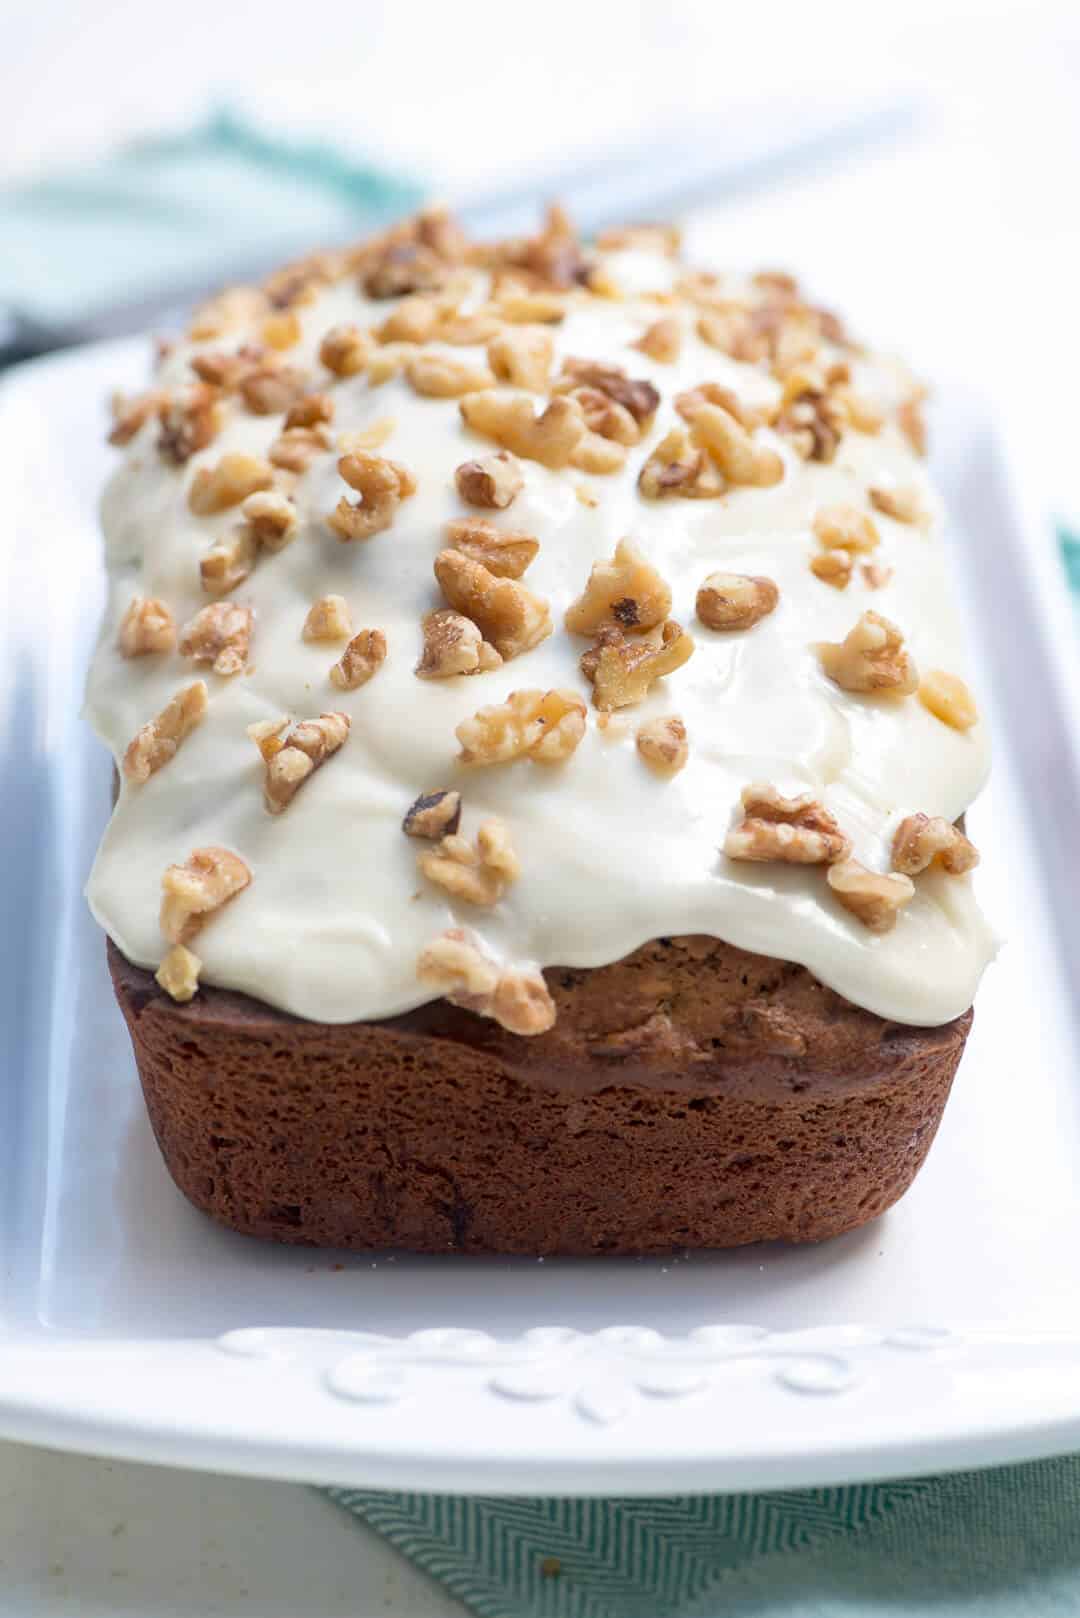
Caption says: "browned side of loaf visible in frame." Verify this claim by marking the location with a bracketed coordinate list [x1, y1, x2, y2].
[108, 935, 970, 1255]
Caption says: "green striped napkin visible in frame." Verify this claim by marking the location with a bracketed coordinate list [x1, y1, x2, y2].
[326, 1457, 1080, 1616]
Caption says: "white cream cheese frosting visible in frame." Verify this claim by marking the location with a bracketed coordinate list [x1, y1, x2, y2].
[85, 217, 995, 1026]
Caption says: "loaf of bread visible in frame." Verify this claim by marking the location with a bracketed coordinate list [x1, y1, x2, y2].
[87, 208, 994, 1252]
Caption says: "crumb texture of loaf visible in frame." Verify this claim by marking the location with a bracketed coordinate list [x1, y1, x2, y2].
[110, 936, 968, 1254]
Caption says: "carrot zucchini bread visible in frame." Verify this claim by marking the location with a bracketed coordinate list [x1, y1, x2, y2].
[86, 207, 994, 1253]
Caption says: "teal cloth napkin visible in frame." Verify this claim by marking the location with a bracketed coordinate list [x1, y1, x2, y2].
[0, 108, 421, 325]
[327, 1459, 1080, 1616]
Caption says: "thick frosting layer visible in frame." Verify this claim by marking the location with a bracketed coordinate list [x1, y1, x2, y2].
[85, 223, 995, 1026]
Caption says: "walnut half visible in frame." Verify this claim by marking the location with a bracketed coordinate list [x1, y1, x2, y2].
[724, 784, 851, 865]
[416, 929, 556, 1036]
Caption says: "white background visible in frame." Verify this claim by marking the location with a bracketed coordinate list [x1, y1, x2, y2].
[3, 0, 1079, 1611]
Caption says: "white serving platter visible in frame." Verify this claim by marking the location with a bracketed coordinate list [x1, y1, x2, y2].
[2, 339, 1079, 1497]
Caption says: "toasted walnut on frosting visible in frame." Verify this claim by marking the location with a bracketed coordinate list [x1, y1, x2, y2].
[862, 561, 892, 589]
[898, 394, 928, 457]
[200, 527, 257, 595]
[188, 452, 274, 517]
[250, 711, 350, 814]
[487, 327, 554, 392]
[261, 310, 302, 351]
[637, 427, 723, 500]
[580, 621, 694, 711]
[319, 322, 372, 378]
[565, 538, 671, 636]
[434, 549, 551, 661]
[118, 596, 176, 657]
[303, 594, 352, 642]
[636, 716, 688, 775]
[810, 550, 853, 589]
[819, 611, 918, 697]
[178, 602, 253, 676]
[724, 784, 852, 865]
[109, 387, 169, 446]
[328, 451, 417, 541]
[459, 391, 585, 469]
[418, 818, 520, 906]
[454, 450, 524, 510]
[403, 789, 462, 840]
[675, 382, 772, 432]
[632, 315, 681, 363]
[696, 573, 778, 631]
[189, 345, 266, 391]
[870, 482, 927, 526]
[123, 681, 208, 784]
[827, 859, 914, 933]
[417, 609, 502, 679]
[417, 929, 556, 1036]
[456, 689, 586, 765]
[775, 371, 847, 462]
[375, 293, 441, 344]
[160, 845, 251, 947]
[554, 358, 660, 439]
[155, 944, 202, 1004]
[919, 669, 978, 731]
[893, 814, 979, 876]
[268, 424, 334, 473]
[330, 629, 388, 690]
[240, 488, 297, 551]
[813, 504, 880, 553]
[188, 284, 267, 341]
[284, 392, 334, 431]
[239, 363, 311, 418]
[405, 353, 495, 399]
[157, 384, 223, 465]
[682, 399, 784, 487]
[445, 517, 538, 579]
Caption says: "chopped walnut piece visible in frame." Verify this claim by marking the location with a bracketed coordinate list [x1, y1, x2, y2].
[200, 525, 258, 594]
[892, 813, 979, 876]
[563, 385, 638, 446]
[339, 418, 396, 454]
[434, 548, 551, 660]
[813, 504, 880, 553]
[437, 306, 504, 345]
[403, 789, 462, 840]
[417, 818, 520, 906]
[406, 352, 495, 398]
[189, 345, 265, 390]
[553, 358, 659, 432]
[454, 449, 524, 509]
[268, 424, 334, 473]
[686, 401, 783, 487]
[178, 602, 253, 676]
[118, 596, 176, 657]
[455, 688, 586, 765]
[570, 431, 627, 475]
[188, 452, 274, 516]
[898, 395, 928, 457]
[188, 285, 266, 341]
[445, 516, 538, 579]
[775, 375, 845, 461]
[819, 611, 918, 697]
[416, 929, 555, 1035]
[319, 322, 372, 377]
[827, 859, 914, 933]
[810, 550, 853, 589]
[155, 943, 202, 1003]
[869, 483, 927, 525]
[123, 681, 208, 784]
[486, 327, 554, 391]
[416, 609, 502, 679]
[262, 310, 302, 351]
[495, 287, 567, 324]
[632, 315, 681, 363]
[637, 427, 724, 499]
[239, 363, 311, 417]
[328, 451, 417, 541]
[459, 390, 585, 469]
[723, 783, 852, 865]
[580, 621, 694, 711]
[252, 711, 350, 814]
[363, 241, 447, 299]
[596, 222, 681, 255]
[284, 392, 334, 430]
[109, 387, 169, 445]
[696, 572, 779, 631]
[160, 845, 252, 946]
[636, 715, 688, 774]
[240, 488, 297, 551]
[918, 669, 978, 731]
[836, 386, 885, 435]
[565, 538, 671, 635]
[157, 384, 223, 464]
[330, 628, 388, 690]
[861, 561, 893, 589]
[366, 343, 411, 386]
[303, 594, 353, 642]
[376, 294, 440, 344]
[675, 382, 772, 432]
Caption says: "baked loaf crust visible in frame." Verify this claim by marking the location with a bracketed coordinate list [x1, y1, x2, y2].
[110, 936, 969, 1254]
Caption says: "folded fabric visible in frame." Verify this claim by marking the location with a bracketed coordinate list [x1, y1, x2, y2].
[327, 1455, 1080, 1617]
[0, 108, 421, 326]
